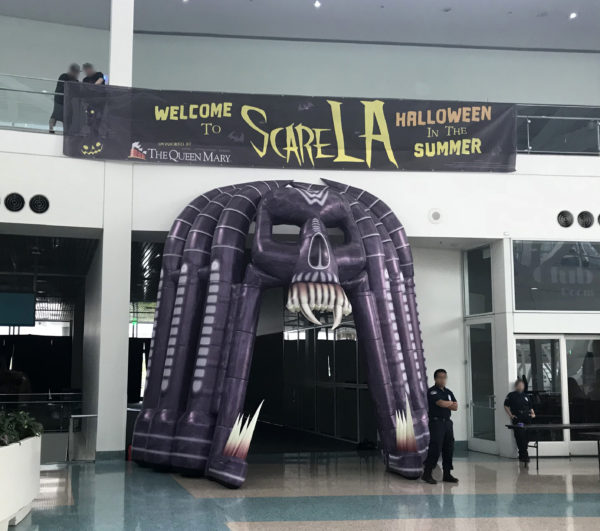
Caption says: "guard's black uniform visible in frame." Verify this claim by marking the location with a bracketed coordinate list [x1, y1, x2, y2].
[423, 385, 456, 474]
[504, 391, 532, 460]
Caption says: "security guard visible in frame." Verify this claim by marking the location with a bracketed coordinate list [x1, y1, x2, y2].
[504, 378, 535, 462]
[422, 368, 458, 484]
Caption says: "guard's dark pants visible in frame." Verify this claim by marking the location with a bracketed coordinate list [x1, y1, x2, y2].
[424, 418, 454, 473]
[512, 417, 530, 459]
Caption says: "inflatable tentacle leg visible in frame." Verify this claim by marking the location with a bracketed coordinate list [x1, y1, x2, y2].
[132, 186, 237, 462]
[346, 199, 408, 408]
[348, 275, 398, 462]
[346, 195, 429, 460]
[172, 181, 290, 472]
[144, 191, 234, 465]
[322, 179, 428, 408]
[206, 268, 263, 488]
[323, 179, 429, 471]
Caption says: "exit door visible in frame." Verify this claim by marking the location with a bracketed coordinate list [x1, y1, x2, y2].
[466, 320, 498, 454]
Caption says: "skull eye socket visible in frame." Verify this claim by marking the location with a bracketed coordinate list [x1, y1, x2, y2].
[271, 223, 301, 244]
[326, 226, 349, 246]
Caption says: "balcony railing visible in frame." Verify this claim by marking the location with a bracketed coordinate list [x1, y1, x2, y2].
[1, 73, 599, 155]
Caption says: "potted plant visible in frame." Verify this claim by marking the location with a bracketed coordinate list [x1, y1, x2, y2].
[0, 411, 42, 530]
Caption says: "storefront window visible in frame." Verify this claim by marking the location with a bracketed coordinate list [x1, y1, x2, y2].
[515, 338, 563, 440]
[513, 241, 600, 311]
[566, 338, 600, 439]
[465, 247, 492, 315]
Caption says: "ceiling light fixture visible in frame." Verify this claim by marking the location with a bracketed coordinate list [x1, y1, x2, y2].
[314, 0, 321, 8]
[569, 12, 577, 19]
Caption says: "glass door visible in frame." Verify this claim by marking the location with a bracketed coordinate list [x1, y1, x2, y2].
[565, 336, 600, 455]
[514, 335, 570, 455]
[466, 320, 498, 454]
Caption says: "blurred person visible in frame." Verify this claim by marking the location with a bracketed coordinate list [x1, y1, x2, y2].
[422, 368, 459, 484]
[82, 63, 105, 85]
[49, 63, 80, 133]
[504, 378, 535, 462]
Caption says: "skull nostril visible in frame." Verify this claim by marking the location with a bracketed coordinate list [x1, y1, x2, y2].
[308, 233, 330, 270]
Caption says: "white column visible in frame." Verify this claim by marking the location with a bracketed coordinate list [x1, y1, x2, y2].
[491, 238, 517, 458]
[109, 0, 134, 86]
[84, 0, 135, 454]
[95, 164, 133, 451]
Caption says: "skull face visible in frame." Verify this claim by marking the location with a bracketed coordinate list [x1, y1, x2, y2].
[252, 185, 366, 328]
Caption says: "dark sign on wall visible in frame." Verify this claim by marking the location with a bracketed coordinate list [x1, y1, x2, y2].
[63, 83, 516, 172]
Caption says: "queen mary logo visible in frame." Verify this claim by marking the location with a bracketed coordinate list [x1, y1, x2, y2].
[128, 141, 147, 160]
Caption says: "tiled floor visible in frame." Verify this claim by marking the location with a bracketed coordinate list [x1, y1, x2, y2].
[17, 452, 600, 530]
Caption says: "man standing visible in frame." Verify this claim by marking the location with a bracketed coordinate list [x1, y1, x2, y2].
[82, 63, 105, 85]
[49, 63, 80, 133]
[422, 368, 459, 484]
[504, 378, 535, 462]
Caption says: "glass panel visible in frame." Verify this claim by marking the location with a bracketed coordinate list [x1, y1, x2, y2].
[514, 241, 600, 311]
[334, 327, 357, 384]
[335, 387, 358, 441]
[358, 389, 378, 447]
[466, 247, 492, 315]
[0, 75, 61, 133]
[316, 328, 334, 382]
[316, 386, 335, 436]
[516, 338, 563, 440]
[299, 330, 315, 431]
[566, 338, 600, 440]
[469, 323, 495, 441]
[527, 118, 599, 154]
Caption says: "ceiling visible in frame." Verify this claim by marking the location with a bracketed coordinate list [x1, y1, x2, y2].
[0, 0, 598, 51]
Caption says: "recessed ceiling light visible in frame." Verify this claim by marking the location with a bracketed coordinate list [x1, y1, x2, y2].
[314, 0, 321, 8]
[569, 12, 577, 19]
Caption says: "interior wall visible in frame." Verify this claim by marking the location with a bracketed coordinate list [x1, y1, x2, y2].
[0, 16, 109, 82]
[82, 243, 102, 418]
[132, 33, 600, 105]
[412, 246, 466, 442]
[0, 15, 598, 107]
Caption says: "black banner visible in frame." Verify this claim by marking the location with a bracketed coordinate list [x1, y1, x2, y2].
[63, 83, 516, 172]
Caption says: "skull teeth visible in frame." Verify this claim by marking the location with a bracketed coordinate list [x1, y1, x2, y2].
[286, 282, 352, 329]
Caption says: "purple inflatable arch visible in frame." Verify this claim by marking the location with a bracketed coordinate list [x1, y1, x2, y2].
[131, 179, 429, 488]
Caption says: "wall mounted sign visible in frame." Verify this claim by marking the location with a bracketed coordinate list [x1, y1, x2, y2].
[63, 83, 516, 172]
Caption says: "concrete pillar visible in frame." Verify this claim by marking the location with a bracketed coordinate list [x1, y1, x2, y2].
[94, 164, 133, 452]
[491, 238, 517, 458]
[83, 0, 134, 453]
[108, 0, 134, 86]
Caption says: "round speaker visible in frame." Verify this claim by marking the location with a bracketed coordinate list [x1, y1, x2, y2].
[4, 193, 25, 212]
[29, 194, 50, 214]
[428, 209, 442, 224]
[557, 210, 574, 228]
[577, 211, 594, 228]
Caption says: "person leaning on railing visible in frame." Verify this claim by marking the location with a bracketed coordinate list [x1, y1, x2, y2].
[49, 63, 80, 133]
[504, 378, 536, 462]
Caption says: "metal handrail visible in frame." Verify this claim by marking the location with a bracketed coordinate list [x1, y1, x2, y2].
[0, 392, 82, 396]
[0, 86, 57, 97]
[0, 72, 59, 83]
[518, 115, 600, 121]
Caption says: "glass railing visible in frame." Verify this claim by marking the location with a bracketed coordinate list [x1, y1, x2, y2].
[517, 105, 600, 155]
[0, 392, 82, 432]
[0, 73, 599, 155]
[0, 73, 63, 133]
